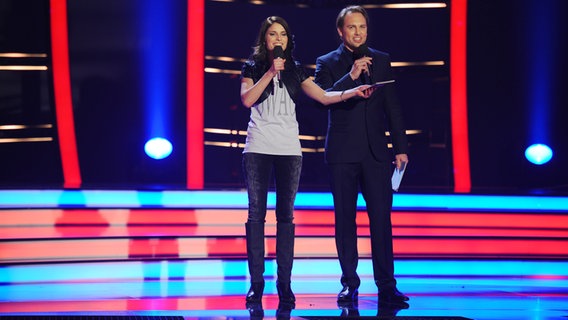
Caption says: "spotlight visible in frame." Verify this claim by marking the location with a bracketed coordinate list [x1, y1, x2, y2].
[525, 143, 553, 165]
[145, 137, 173, 160]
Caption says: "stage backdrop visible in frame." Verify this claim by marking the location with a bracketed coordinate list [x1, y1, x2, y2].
[0, 0, 566, 194]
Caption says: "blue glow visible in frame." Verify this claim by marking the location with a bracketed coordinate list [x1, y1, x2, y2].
[140, 1, 177, 151]
[525, 143, 553, 165]
[1, 190, 568, 212]
[524, 1, 560, 156]
[144, 137, 173, 159]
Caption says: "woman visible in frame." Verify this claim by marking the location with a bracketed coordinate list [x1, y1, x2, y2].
[241, 16, 372, 304]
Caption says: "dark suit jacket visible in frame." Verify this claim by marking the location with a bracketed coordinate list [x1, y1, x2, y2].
[314, 44, 408, 164]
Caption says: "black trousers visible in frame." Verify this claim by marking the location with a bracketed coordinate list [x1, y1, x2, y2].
[328, 150, 397, 290]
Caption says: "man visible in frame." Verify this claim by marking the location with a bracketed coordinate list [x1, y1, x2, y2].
[314, 5, 409, 308]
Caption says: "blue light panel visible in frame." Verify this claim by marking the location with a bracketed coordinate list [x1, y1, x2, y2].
[1, 190, 567, 212]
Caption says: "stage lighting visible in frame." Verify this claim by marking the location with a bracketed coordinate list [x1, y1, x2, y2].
[145, 137, 173, 160]
[525, 143, 553, 165]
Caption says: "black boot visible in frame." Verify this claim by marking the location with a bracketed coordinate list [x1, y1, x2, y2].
[277, 281, 296, 304]
[245, 222, 265, 302]
[246, 301, 264, 320]
[276, 300, 294, 319]
[276, 222, 296, 303]
[246, 281, 265, 302]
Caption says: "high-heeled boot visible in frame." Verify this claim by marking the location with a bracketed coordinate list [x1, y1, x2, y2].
[276, 222, 296, 303]
[246, 281, 265, 302]
[246, 301, 264, 320]
[245, 222, 265, 302]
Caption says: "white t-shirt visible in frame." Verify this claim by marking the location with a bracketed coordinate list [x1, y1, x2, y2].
[243, 77, 302, 156]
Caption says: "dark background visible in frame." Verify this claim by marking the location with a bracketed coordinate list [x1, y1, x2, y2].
[0, 0, 566, 194]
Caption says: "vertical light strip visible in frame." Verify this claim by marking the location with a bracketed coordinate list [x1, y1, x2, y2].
[450, 0, 471, 193]
[50, 0, 81, 188]
[526, 2, 553, 149]
[187, 0, 205, 189]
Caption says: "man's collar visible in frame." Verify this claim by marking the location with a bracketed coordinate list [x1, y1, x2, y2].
[339, 43, 353, 61]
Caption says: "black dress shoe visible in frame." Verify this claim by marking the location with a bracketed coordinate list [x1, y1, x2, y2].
[337, 285, 359, 302]
[378, 287, 409, 302]
[246, 282, 264, 302]
[378, 287, 410, 308]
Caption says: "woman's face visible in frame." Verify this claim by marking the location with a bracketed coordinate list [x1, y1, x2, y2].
[264, 22, 288, 52]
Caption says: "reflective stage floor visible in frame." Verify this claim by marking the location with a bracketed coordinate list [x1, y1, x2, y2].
[1, 259, 567, 320]
[1, 190, 567, 319]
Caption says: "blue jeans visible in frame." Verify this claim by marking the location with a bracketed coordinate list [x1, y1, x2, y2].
[242, 152, 302, 223]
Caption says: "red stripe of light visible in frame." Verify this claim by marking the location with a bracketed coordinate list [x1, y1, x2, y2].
[186, 0, 204, 189]
[50, 0, 81, 188]
[450, 0, 471, 193]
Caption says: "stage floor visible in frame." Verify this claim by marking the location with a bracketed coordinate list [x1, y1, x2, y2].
[1, 259, 567, 320]
[1, 190, 567, 319]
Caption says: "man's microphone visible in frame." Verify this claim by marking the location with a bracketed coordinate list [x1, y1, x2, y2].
[353, 43, 372, 84]
[273, 45, 284, 88]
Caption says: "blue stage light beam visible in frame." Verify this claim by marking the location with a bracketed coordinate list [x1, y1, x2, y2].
[524, 1, 559, 165]
[140, 0, 177, 159]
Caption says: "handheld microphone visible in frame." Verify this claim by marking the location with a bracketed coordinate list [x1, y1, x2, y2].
[353, 44, 372, 83]
[353, 43, 368, 60]
[273, 45, 284, 87]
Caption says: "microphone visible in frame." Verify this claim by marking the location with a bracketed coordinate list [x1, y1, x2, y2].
[273, 45, 284, 87]
[353, 43, 368, 60]
[353, 44, 372, 84]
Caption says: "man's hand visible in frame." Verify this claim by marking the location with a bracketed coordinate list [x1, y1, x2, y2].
[394, 154, 408, 170]
[350, 57, 372, 81]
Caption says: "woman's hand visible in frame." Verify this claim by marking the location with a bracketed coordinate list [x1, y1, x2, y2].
[270, 57, 286, 77]
[352, 84, 374, 98]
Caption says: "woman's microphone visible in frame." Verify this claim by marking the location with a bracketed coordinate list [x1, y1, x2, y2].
[273, 45, 284, 88]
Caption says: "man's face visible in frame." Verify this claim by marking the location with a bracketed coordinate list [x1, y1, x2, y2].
[337, 12, 368, 52]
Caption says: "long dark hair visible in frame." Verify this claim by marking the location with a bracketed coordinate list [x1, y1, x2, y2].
[250, 16, 295, 65]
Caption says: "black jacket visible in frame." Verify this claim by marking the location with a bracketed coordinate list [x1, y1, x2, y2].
[241, 59, 309, 105]
[314, 44, 408, 163]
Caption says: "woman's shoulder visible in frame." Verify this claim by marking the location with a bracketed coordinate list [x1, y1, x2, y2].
[243, 59, 268, 69]
[242, 59, 267, 79]
[243, 59, 257, 69]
